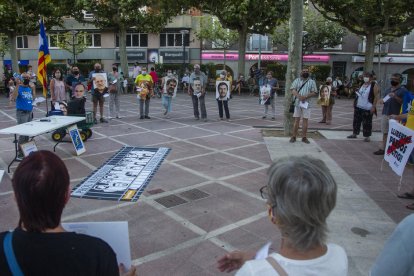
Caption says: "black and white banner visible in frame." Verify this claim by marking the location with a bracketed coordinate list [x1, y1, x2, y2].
[71, 147, 170, 202]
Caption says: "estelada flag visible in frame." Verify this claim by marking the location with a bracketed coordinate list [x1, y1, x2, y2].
[37, 19, 51, 97]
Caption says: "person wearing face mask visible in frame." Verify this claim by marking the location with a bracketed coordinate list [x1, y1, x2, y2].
[107, 65, 122, 119]
[373, 73, 408, 155]
[188, 64, 208, 121]
[11, 73, 36, 160]
[262, 71, 279, 120]
[347, 72, 380, 142]
[66, 66, 86, 97]
[290, 67, 317, 144]
[50, 69, 66, 110]
[134, 66, 154, 119]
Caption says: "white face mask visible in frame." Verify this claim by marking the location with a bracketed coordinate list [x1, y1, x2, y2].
[167, 72, 172, 76]
[142, 71, 147, 75]
[220, 74, 225, 79]
[363, 77, 370, 83]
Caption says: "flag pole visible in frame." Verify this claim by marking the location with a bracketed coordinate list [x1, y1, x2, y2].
[37, 17, 51, 116]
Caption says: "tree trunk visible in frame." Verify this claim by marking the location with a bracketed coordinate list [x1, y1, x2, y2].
[7, 33, 18, 72]
[364, 32, 375, 73]
[283, 0, 304, 136]
[119, 24, 128, 79]
[237, 25, 248, 77]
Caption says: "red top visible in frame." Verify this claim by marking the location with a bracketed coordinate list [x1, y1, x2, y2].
[149, 71, 158, 84]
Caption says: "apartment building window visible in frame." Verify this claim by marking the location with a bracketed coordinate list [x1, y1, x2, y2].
[359, 37, 389, 53]
[160, 32, 189, 47]
[85, 33, 101, 47]
[48, 34, 60, 48]
[115, 33, 148, 47]
[403, 30, 414, 51]
[247, 34, 271, 51]
[16, 36, 28, 49]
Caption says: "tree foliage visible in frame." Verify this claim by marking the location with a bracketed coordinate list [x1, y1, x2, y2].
[311, 0, 414, 72]
[0, 34, 8, 58]
[272, 8, 347, 54]
[196, 16, 239, 51]
[56, 32, 89, 63]
[196, 0, 290, 75]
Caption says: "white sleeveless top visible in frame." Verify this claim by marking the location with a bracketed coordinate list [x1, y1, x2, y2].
[356, 84, 372, 110]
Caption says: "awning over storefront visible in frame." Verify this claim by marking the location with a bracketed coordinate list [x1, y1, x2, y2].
[202, 52, 330, 63]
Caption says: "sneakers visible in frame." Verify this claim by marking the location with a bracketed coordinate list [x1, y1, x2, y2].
[140, 116, 144, 120]
[302, 137, 310, 144]
[318, 121, 326, 123]
[347, 134, 357, 139]
[364, 137, 370, 142]
[374, 149, 385, 155]
[100, 118, 108, 123]
[93, 118, 98, 124]
[144, 116, 151, 119]
[262, 116, 267, 119]
[164, 109, 168, 115]
[289, 137, 296, 143]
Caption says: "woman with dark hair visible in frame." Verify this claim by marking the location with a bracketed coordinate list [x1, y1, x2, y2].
[0, 151, 136, 276]
[50, 68, 67, 110]
[217, 156, 348, 275]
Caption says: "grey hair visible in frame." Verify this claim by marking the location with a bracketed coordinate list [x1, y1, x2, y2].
[267, 156, 337, 251]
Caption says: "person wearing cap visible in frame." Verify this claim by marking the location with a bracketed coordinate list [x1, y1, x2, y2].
[134, 66, 154, 119]
[188, 64, 208, 121]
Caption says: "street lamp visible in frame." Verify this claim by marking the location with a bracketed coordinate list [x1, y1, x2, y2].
[70, 30, 79, 64]
[180, 29, 189, 74]
[301, 31, 308, 69]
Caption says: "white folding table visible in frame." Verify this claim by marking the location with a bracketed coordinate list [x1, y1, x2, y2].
[0, 115, 85, 172]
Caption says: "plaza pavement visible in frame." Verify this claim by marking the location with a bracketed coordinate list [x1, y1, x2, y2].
[0, 90, 412, 275]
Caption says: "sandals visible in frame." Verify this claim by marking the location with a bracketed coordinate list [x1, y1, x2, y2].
[406, 203, 414, 210]
[397, 192, 414, 199]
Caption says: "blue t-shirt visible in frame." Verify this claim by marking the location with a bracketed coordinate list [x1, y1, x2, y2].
[16, 85, 33, 111]
[382, 86, 408, 115]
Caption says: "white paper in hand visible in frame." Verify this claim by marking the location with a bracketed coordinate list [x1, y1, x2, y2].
[383, 95, 391, 103]
[255, 241, 272, 260]
[299, 101, 309, 109]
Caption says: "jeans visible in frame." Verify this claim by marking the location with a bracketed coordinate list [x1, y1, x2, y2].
[109, 93, 120, 117]
[162, 95, 172, 113]
[217, 99, 230, 119]
[264, 98, 275, 117]
[139, 98, 150, 117]
[16, 109, 32, 150]
[192, 94, 207, 119]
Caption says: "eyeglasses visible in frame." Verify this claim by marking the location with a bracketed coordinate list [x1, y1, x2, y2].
[260, 185, 276, 209]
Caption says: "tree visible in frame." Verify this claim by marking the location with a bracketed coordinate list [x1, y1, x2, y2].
[0, 34, 8, 69]
[272, 8, 347, 55]
[283, 0, 304, 136]
[197, 0, 290, 76]
[0, 0, 76, 71]
[56, 32, 89, 64]
[311, 0, 414, 72]
[78, 0, 186, 76]
[196, 16, 239, 69]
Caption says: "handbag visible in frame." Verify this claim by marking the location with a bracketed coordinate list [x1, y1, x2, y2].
[108, 84, 117, 94]
[289, 79, 309, 113]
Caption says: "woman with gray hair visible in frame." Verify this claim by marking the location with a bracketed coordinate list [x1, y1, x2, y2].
[217, 156, 348, 275]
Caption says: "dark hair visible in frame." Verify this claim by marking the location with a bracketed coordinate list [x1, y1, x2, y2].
[151, 67, 155, 71]
[53, 68, 63, 81]
[218, 82, 228, 90]
[392, 73, 403, 82]
[12, 150, 70, 232]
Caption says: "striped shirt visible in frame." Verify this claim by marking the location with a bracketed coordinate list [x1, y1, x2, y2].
[291, 77, 317, 106]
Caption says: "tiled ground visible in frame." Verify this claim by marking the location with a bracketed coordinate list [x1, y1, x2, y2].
[0, 91, 412, 275]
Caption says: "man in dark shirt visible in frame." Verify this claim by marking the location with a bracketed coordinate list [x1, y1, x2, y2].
[373, 73, 408, 155]
[66, 66, 86, 97]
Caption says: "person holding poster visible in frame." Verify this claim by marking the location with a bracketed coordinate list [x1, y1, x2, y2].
[161, 70, 178, 119]
[318, 77, 336, 125]
[0, 151, 136, 275]
[216, 71, 231, 120]
[135, 66, 154, 119]
[92, 73, 109, 124]
[261, 71, 278, 120]
[188, 64, 208, 121]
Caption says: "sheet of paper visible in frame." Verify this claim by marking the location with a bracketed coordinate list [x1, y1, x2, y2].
[255, 241, 272, 260]
[0, 170, 4, 182]
[299, 101, 309, 109]
[62, 221, 131, 269]
[383, 95, 391, 103]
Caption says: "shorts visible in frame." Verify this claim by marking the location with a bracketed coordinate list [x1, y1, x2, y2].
[92, 93, 105, 104]
[293, 105, 311, 119]
[381, 115, 390, 134]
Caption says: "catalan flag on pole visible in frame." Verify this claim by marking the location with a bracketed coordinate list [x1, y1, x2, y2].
[37, 19, 51, 97]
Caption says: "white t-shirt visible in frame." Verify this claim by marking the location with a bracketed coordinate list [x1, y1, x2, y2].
[236, 243, 348, 276]
[356, 84, 373, 110]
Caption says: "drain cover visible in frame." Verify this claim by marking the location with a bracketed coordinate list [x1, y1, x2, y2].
[154, 194, 187, 208]
[147, 188, 165, 195]
[179, 188, 209, 201]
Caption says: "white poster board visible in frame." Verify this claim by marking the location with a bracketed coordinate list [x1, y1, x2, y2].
[67, 124, 86, 155]
[62, 221, 131, 269]
[20, 140, 38, 157]
[384, 119, 414, 176]
[216, 80, 230, 100]
[163, 77, 178, 98]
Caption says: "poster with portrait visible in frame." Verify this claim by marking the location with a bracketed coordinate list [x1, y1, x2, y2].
[216, 81, 230, 100]
[148, 49, 159, 63]
[260, 85, 271, 105]
[191, 78, 203, 97]
[318, 85, 331, 106]
[92, 73, 108, 90]
[71, 146, 170, 202]
[68, 124, 86, 155]
[163, 77, 178, 97]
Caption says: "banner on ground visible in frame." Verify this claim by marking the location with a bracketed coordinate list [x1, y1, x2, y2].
[71, 147, 170, 202]
[384, 119, 414, 176]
